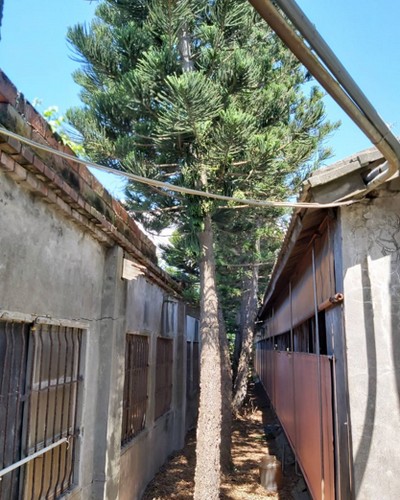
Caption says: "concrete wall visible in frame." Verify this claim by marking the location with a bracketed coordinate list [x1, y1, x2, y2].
[119, 279, 186, 500]
[0, 169, 109, 499]
[340, 179, 400, 499]
[0, 167, 198, 499]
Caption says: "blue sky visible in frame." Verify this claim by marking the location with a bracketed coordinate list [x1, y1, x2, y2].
[0, 0, 399, 197]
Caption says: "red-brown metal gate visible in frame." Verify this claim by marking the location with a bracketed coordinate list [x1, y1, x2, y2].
[256, 349, 335, 500]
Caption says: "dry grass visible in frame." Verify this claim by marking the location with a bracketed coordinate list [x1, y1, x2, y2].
[143, 384, 301, 500]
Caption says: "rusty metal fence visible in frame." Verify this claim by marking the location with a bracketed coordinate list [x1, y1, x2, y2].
[121, 334, 149, 446]
[154, 337, 173, 420]
[255, 346, 334, 500]
[0, 320, 82, 500]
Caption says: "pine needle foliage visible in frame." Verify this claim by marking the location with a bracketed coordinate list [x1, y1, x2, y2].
[67, 0, 337, 234]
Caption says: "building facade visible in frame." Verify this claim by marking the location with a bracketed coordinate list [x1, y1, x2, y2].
[0, 70, 199, 500]
[256, 149, 400, 499]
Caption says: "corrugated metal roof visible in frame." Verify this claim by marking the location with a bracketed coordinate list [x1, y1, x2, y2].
[258, 147, 391, 319]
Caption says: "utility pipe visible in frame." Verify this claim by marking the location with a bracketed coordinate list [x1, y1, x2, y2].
[272, 0, 400, 159]
[248, 0, 400, 195]
[0, 437, 69, 478]
[318, 293, 344, 312]
[311, 243, 326, 500]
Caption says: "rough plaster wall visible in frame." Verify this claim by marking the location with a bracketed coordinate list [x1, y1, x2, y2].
[0, 171, 116, 498]
[341, 187, 400, 499]
[125, 277, 164, 334]
[0, 171, 106, 320]
[120, 279, 185, 500]
[0, 170, 196, 499]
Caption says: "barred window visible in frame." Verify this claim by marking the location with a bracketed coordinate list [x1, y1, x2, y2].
[121, 334, 149, 446]
[0, 320, 83, 499]
[154, 338, 173, 420]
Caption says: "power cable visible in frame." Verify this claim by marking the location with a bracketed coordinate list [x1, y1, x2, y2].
[0, 127, 356, 209]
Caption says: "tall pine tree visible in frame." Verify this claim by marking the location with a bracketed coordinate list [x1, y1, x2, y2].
[67, 1, 336, 497]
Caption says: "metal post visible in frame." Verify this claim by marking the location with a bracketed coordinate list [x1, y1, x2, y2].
[0, 438, 69, 479]
[312, 242, 325, 499]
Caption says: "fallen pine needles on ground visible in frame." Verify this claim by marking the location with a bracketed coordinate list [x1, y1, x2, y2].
[143, 383, 307, 499]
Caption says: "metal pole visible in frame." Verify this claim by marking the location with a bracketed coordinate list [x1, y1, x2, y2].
[312, 243, 325, 500]
[0, 437, 69, 479]
[272, 0, 400, 160]
[248, 0, 400, 193]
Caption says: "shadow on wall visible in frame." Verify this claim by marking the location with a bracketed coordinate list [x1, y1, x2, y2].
[391, 251, 400, 409]
[353, 258, 377, 496]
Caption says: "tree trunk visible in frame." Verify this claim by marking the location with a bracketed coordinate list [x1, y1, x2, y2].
[232, 238, 260, 413]
[218, 305, 232, 475]
[232, 293, 245, 381]
[194, 213, 222, 500]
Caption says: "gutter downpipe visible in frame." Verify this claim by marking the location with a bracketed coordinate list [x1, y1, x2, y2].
[248, 0, 400, 196]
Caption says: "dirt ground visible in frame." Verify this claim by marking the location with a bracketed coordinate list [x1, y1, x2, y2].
[142, 383, 309, 500]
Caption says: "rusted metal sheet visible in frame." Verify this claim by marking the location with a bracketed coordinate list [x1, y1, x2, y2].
[293, 354, 334, 500]
[264, 220, 337, 338]
[293, 354, 322, 499]
[256, 350, 335, 500]
[271, 291, 291, 336]
[315, 224, 336, 306]
[291, 251, 315, 328]
[321, 356, 335, 500]
[266, 350, 275, 407]
[274, 352, 296, 447]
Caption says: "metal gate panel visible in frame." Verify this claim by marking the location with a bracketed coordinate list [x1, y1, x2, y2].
[274, 352, 296, 448]
[293, 354, 324, 500]
[255, 349, 335, 500]
[293, 353, 334, 500]
[321, 356, 335, 500]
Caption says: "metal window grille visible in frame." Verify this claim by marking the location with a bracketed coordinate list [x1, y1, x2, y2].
[154, 338, 173, 420]
[0, 320, 83, 500]
[192, 341, 200, 390]
[121, 334, 149, 446]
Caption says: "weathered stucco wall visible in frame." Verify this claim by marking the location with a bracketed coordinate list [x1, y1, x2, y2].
[0, 168, 116, 499]
[341, 179, 400, 499]
[0, 68, 199, 500]
[0, 167, 197, 499]
[0, 170, 106, 319]
[119, 278, 189, 500]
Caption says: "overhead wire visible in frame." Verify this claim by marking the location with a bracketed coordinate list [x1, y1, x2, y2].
[0, 126, 356, 209]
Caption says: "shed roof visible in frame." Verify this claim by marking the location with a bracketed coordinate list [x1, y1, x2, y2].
[258, 147, 394, 319]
